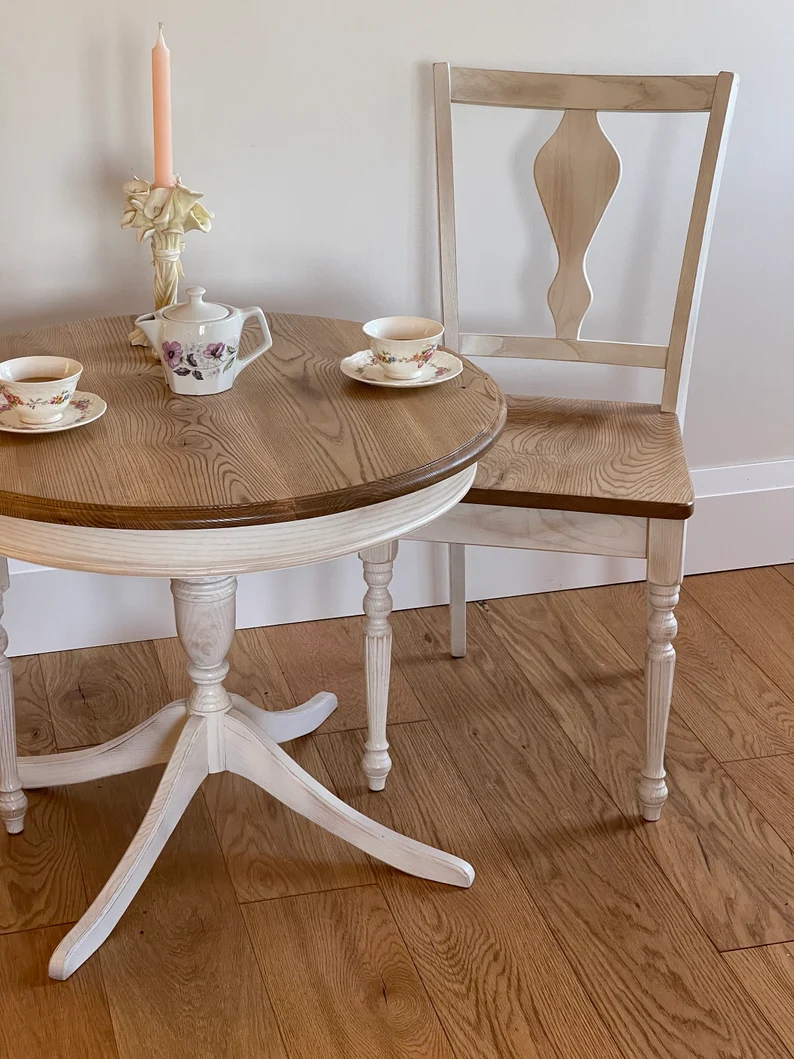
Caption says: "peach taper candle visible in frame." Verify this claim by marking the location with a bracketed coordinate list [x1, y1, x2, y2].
[152, 24, 175, 188]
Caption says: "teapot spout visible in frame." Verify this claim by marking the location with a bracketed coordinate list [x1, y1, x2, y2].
[134, 313, 161, 351]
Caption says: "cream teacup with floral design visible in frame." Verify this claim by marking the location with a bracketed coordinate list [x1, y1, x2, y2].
[0, 356, 83, 425]
[363, 317, 444, 380]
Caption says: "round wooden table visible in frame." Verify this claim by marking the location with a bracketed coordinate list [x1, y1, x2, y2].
[0, 313, 505, 979]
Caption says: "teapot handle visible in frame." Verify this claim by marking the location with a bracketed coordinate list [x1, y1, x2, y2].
[236, 308, 273, 372]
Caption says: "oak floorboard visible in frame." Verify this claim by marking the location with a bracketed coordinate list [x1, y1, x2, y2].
[157, 629, 375, 901]
[202, 741, 376, 903]
[12, 655, 57, 756]
[266, 616, 426, 731]
[318, 722, 621, 1059]
[243, 885, 456, 1059]
[1, 660, 84, 934]
[387, 604, 787, 1059]
[723, 944, 794, 1055]
[41, 640, 172, 749]
[723, 754, 794, 849]
[67, 767, 286, 1059]
[687, 567, 794, 696]
[582, 580, 794, 761]
[775, 564, 794, 588]
[483, 590, 794, 950]
[0, 925, 118, 1059]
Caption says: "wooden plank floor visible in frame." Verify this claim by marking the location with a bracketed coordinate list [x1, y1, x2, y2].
[2, 565, 794, 1058]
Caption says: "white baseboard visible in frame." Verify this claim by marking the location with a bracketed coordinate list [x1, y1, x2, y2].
[5, 459, 793, 657]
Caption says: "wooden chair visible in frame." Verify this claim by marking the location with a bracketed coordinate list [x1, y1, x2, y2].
[406, 64, 738, 821]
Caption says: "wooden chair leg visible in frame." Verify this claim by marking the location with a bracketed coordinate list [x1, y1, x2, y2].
[449, 543, 467, 658]
[640, 519, 686, 822]
[0, 557, 27, 834]
[359, 541, 397, 791]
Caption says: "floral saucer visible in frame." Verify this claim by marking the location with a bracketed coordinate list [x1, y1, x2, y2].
[341, 349, 463, 388]
[0, 392, 107, 434]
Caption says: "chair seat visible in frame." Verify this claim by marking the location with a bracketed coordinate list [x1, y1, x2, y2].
[467, 396, 694, 519]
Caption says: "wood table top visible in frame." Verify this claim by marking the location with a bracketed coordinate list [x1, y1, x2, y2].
[0, 314, 505, 531]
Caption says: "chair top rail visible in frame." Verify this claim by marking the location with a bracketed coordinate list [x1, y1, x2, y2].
[449, 67, 718, 113]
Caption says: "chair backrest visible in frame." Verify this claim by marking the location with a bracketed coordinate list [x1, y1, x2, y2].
[433, 64, 738, 418]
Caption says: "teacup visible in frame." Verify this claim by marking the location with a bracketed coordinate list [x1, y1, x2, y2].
[363, 317, 444, 380]
[0, 356, 83, 425]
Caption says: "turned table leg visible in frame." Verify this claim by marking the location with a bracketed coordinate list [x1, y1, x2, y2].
[0, 557, 27, 834]
[171, 575, 237, 770]
[359, 541, 397, 791]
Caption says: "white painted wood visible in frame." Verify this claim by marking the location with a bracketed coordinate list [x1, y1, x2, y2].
[224, 708, 474, 888]
[408, 504, 648, 558]
[48, 715, 209, 980]
[449, 67, 718, 112]
[448, 543, 467, 658]
[0, 465, 476, 578]
[171, 576, 237, 773]
[662, 72, 739, 417]
[639, 518, 686, 822]
[6, 475, 479, 978]
[0, 556, 26, 833]
[230, 691, 338, 743]
[18, 702, 187, 788]
[434, 62, 460, 351]
[458, 334, 668, 368]
[359, 541, 397, 791]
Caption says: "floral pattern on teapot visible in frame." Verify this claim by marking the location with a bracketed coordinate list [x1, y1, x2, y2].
[161, 340, 239, 382]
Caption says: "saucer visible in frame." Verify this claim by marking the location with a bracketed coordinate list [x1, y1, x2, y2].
[0, 392, 107, 434]
[341, 349, 463, 388]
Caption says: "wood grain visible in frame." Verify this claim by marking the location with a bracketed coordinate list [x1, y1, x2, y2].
[155, 626, 294, 709]
[0, 787, 85, 934]
[203, 742, 376, 903]
[483, 590, 794, 950]
[0, 313, 506, 530]
[584, 580, 794, 762]
[2, 654, 83, 933]
[41, 639, 172, 749]
[265, 617, 426, 731]
[318, 723, 621, 1059]
[449, 67, 718, 111]
[388, 603, 788, 1058]
[67, 766, 285, 1058]
[723, 944, 794, 1056]
[244, 885, 456, 1059]
[534, 110, 621, 339]
[776, 564, 794, 588]
[12, 654, 56, 756]
[0, 925, 118, 1059]
[723, 754, 794, 849]
[687, 567, 794, 695]
[157, 628, 376, 901]
[468, 396, 694, 518]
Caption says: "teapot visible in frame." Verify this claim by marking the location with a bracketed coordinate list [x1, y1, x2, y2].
[136, 287, 272, 396]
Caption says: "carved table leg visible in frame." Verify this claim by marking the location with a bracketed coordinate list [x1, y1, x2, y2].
[171, 575, 237, 770]
[640, 520, 686, 822]
[359, 541, 397, 791]
[0, 557, 27, 834]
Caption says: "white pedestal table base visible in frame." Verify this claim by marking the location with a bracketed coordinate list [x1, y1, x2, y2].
[12, 574, 474, 980]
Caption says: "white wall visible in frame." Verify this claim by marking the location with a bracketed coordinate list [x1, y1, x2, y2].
[1, 0, 792, 653]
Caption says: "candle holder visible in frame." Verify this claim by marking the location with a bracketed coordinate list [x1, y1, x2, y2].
[121, 177, 213, 347]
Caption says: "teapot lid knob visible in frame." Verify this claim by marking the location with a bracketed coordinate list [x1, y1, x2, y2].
[162, 286, 229, 323]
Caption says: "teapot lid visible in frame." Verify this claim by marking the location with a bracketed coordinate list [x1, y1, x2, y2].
[163, 287, 229, 323]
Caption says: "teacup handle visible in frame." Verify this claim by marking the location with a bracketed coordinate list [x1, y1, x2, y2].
[236, 308, 273, 373]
